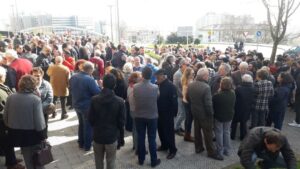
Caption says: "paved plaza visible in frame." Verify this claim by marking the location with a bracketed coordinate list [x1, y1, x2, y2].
[1, 107, 300, 169]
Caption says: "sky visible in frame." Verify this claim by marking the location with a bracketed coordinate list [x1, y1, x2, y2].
[1, 0, 300, 35]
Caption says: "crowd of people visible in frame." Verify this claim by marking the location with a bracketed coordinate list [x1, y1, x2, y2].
[0, 32, 299, 169]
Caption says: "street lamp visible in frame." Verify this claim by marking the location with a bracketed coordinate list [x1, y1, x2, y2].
[108, 5, 114, 42]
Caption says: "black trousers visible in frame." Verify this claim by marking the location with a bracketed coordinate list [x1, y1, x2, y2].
[157, 113, 177, 153]
[231, 114, 248, 140]
[295, 94, 300, 124]
[183, 102, 193, 133]
[0, 120, 17, 166]
[53, 96, 67, 115]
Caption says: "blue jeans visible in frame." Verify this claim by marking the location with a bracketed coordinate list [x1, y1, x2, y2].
[135, 118, 158, 165]
[214, 119, 231, 155]
[174, 98, 186, 130]
[76, 109, 93, 150]
[251, 152, 287, 169]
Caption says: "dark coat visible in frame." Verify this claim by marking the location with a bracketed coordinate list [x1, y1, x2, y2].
[157, 79, 178, 118]
[213, 90, 236, 122]
[89, 88, 125, 144]
[187, 79, 213, 121]
[234, 82, 255, 121]
[238, 127, 297, 169]
[35, 53, 52, 81]
[161, 62, 175, 82]
[114, 79, 127, 100]
[231, 70, 253, 87]
[111, 50, 126, 69]
[270, 84, 292, 114]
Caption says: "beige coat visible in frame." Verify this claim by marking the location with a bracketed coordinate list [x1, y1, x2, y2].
[47, 64, 70, 97]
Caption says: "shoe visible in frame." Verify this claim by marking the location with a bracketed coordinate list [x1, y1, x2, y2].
[195, 148, 205, 154]
[208, 154, 224, 161]
[288, 121, 300, 127]
[7, 164, 25, 169]
[61, 114, 68, 120]
[223, 150, 230, 156]
[175, 130, 185, 136]
[257, 160, 265, 169]
[157, 146, 168, 151]
[167, 152, 176, 159]
[184, 133, 195, 142]
[68, 106, 74, 110]
[179, 128, 185, 132]
[16, 158, 23, 163]
[151, 159, 161, 168]
[138, 160, 144, 166]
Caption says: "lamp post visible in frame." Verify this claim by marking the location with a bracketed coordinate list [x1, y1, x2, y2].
[108, 5, 114, 42]
[116, 0, 120, 44]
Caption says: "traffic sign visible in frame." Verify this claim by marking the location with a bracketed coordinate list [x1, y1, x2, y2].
[256, 31, 262, 37]
[243, 32, 249, 37]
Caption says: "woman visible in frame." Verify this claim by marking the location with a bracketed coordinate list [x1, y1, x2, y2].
[268, 72, 294, 130]
[181, 67, 195, 142]
[127, 72, 142, 153]
[213, 77, 235, 158]
[4, 75, 47, 169]
[0, 66, 25, 169]
[110, 69, 127, 149]
[231, 74, 255, 140]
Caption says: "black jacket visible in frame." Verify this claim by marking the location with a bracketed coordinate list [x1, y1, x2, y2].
[89, 88, 125, 144]
[157, 79, 178, 118]
[238, 127, 296, 169]
[234, 82, 255, 121]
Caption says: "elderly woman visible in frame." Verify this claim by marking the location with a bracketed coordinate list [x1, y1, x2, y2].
[231, 74, 255, 140]
[213, 77, 236, 158]
[0, 66, 25, 169]
[4, 75, 47, 169]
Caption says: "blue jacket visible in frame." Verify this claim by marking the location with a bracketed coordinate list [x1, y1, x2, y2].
[144, 64, 158, 84]
[270, 84, 292, 113]
[70, 72, 101, 111]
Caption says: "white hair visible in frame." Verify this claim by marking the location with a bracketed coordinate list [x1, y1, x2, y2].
[220, 63, 231, 74]
[123, 62, 133, 73]
[5, 49, 18, 59]
[55, 56, 63, 64]
[0, 66, 7, 77]
[239, 62, 249, 69]
[196, 68, 209, 80]
[242, 74, 253, 83]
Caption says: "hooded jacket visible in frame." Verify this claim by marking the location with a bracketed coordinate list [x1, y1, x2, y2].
[88, 88, 125, 144]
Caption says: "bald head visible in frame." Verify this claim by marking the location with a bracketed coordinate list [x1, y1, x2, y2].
[55, 56, 63, 64]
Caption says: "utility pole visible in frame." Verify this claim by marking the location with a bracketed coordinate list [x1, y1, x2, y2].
[14, 0, 19, 32]
[108, 5, 114, 42]
[116, 0, 120, 44]
[11, 5, 16, 33]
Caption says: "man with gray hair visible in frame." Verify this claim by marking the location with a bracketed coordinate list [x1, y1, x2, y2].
[187, 68, 223, 161]
[70, 61, 101, 151]
[210, 63, 231, 95]
[231, 62, 253, 87]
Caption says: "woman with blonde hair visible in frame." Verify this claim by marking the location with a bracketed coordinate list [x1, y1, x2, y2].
[182, 67, 195, 142]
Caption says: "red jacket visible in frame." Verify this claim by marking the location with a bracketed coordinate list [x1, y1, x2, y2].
[63, 56, 75, 72]
[9, 58, 33, 90]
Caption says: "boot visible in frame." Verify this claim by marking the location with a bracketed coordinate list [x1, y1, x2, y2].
[184, 133, 194, 142]
[7, 163, 25, 169]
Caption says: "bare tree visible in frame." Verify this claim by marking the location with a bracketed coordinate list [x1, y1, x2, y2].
[262, 0, 300, 63]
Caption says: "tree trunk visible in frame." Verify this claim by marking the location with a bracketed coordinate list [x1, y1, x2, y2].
[270, 40, 279, 64]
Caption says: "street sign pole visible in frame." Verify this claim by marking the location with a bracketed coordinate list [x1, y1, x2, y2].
[256, 31, 262, 51]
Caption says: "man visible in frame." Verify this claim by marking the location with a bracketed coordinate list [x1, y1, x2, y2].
[155, 69, 178, 159]
[22, 44, 37, 64]
[231, 62, 253, 87]
[15, 44, 24, 58]
[173, 59, 188, 136]
[70, 61, 101, 151]
[133, 57, 143, 72]
[89, 74, 125, 169]
[133, 67, 161, 167]
[31, 67, 54, 130]
[210, 63, 231, 95]
[35, 45, 52, 81]
[111, 45, 127, 69]
[251, 69, 274, 128]
[47, 56, 70, 120]
[187, 68, 223, 161]
[289, 60, 300, 127]
[4, 49, 33, 91]
[238, 127, 296, 169]
[145, 58, 158, 84]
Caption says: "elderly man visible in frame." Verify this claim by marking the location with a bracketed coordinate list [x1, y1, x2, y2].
[187, 68, 223, 161]
[173, 59, 188, 136]
[35, 45, 52, 81]
[231, 62, 253, 87]
[155, 69, 178, 159]
[238, 127, 296, 169]
[4, 49, 33, 91]
[133, 67, 161, 167]
[70, 61, 101, 151]
[210, 63, 231, 95]
[47, 56, 70, 120]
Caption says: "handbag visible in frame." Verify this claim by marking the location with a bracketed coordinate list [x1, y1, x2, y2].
[33, 141, 54, 166]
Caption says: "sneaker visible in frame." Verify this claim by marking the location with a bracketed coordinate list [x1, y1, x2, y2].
[175, 130, 184, 136]
[61, 114, 69, 120]
[208, 154, 224, 161]
[288, 121, 300, 127]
